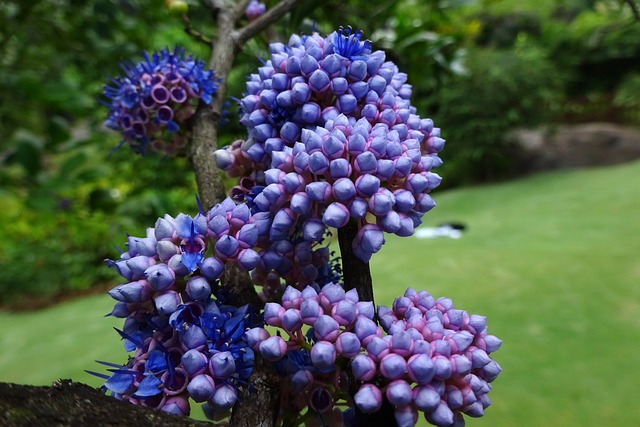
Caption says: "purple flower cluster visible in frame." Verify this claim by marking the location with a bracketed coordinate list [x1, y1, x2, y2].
[104, 47, 219, 155]
[246, 285, 501, 427]
[93, 199, 288, 418]
[214, 27, 443, 262]
[245, 0, 266, 21]
[91, 300, 258, 418]
[246, 283, 374, 425]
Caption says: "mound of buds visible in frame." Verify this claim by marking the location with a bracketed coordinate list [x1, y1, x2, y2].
[104, 47, 219, 155]
[356, 288, 502, 427]
[245, 283, 375, 424]
[214, 27, 443, 262]
[106, 197, 335, 312]
[248, 113, 442, 262]
[246, 284, 501, 427]
[92, 300, 259, 419]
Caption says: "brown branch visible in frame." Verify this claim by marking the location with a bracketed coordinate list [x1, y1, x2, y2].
[0, 380, 212, 427]
[182, 15, 213, 47]
[233, 0, 302, 46]
[338, 222, 375, 305]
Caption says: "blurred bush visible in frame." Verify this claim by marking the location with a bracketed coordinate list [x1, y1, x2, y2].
[434, 38, 564, 185]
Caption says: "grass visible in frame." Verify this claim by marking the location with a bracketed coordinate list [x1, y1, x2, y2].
[1, 161, 639, 426]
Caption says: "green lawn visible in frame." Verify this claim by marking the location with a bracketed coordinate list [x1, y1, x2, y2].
[1, 161, 639, 426]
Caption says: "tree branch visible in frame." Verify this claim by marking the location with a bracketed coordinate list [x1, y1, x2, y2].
[182, 14, 213, 47]
[0, 380, 211, 427]
[338, 222, 375, 305]
[233, 0, 301, 46]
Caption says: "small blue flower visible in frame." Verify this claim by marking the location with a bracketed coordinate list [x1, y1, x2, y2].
[333, 26, 372, 60]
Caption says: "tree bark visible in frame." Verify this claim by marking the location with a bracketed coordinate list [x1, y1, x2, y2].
[338, 222, 374, 305]
[0, 380, 211, 427]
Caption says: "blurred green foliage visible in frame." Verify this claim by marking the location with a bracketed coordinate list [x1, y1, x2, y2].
[1, 0, 639, 303]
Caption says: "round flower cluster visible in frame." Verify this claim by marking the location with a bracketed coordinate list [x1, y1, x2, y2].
[107, 197, 334, 307]
[249, 114, 441, 261]
[104, 47, 219, 155]
[214, 27, 444, 262]
[245, 0, 266, 21]
[93, 300, 258, 418]
[96, 196, 336, 417]
[246, 283, 375, 425]
[246, 284, 501, 427]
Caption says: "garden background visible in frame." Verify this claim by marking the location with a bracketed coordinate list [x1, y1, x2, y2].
[1, 0, 639, 426]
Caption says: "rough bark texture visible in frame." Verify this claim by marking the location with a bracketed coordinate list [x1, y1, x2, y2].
[0, 380, 211, 427]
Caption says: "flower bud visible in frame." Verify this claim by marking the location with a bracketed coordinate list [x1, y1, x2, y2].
[161, 395, 190, 416]
[313, 315, 340, 342]
[181, 325, 207, 349]
[215, 235, 240, 258]
[323, 202, 350, 228]
[281, 308, 303, 332]
[245, 327, 270, 350]
[433, 355, 453, 381]
[303, 218, 325, 241]
[407, 353, 436, 384]
[291, 369, 314, 393]
[355, 174, 380, 198]
[259, 336, 287, 361]
[238, 248, 260, 270]
[356, 301, 375, 319]
[429, 401, 455, 426]
[187, 374, 216, 402]
[209, 351, 236, 379]
[349, 197, 368, 219]
[309, 151, 330, 174]
[480, 360, 502, 382]
[366, 336, 390, 362]
[306, 181, 331, 203]
[181, 349, 208, 376]
[332, 178, 356, 202]
[310, 341, 337, 371]
[380, 353, 407, 380]
[354, 317, 381, 345]
[354, 383, 382, 413]
[264, 302, 285, 327]
[335, 332, 361, 358]
[394, 406, 418, 427]
[108, 281, 151, 303]
[300, 299, 323, 325]
[186, 276, 211, 301]
[369, 190, 394, 216]
[309, 69, 330, 92]
[145, 264, 176, 291]
[413, 385, 440, 412]
[209, 384, 237, 411]
[154, 291, 181, 315]
[331, 299, 357, 326]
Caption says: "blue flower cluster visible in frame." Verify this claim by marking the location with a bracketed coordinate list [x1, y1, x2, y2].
[246, 285, 501, 427]
[104, 47, 219, 155]
[215, 28, 443, 261]
[91, 301, 257, 417]
[94, 197, 332, 418]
